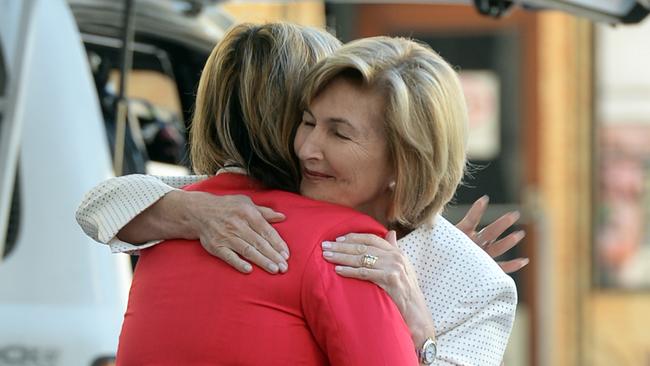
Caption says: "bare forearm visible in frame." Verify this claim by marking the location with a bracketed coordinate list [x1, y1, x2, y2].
[117, 190, 198, 244]
[403, 293, 437, 350]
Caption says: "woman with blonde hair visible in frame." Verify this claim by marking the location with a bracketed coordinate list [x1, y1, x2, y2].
[78, 23, 523, 365]
[294, 36, 516, 365]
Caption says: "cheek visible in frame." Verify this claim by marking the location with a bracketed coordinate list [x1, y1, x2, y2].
[358, 146, 391, 187]
[340, 148, 380, 186]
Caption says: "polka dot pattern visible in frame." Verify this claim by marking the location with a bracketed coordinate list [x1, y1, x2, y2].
[75, 174, 208, 253]
[75, 174, 517, 365]
[400, 216, 518, 365]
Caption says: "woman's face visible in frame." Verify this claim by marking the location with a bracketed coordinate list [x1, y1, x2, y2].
[294, 77, 394, 222]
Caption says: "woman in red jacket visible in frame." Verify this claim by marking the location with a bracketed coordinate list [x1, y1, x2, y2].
[116, 23, 418, 365]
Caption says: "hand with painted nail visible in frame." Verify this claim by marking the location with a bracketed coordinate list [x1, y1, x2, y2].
[455, 195, 529, 273]
[322, 232, 435, 348]
[188, 193, 290, 274]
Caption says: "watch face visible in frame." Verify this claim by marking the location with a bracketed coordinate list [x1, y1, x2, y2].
[424, 342, 436, 363]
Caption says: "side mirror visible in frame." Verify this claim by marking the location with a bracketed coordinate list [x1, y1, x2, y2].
[515, 0, 649, 24]
[472, 0, 649, 24]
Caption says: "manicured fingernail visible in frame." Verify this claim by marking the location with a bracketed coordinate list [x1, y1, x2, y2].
[481, 195, 490, 203]
[514, 230, 526, 240]
[511, 211, 521, 221]
[268, 263, 279, 273]
[519, 258, 530, 266]
[336, 236, 346, 242]
[323, 251, 333, 258]
[243, 264, 253, 273]
[278, 262, 288, 273]
[322, 241, 332, 249]
[281, 251, 290, 260]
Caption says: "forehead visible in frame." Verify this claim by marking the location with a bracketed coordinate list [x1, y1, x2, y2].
[309, 77, 385, 132]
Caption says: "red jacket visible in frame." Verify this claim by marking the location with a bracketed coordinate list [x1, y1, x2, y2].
[116, 173, 417, 365]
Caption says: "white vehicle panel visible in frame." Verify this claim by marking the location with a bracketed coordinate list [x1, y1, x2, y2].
[0, 0, 131, 364]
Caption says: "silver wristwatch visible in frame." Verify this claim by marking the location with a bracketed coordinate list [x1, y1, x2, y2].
[417, 337, 437, 365]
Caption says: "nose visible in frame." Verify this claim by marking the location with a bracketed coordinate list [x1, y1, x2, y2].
[296, 126, 325, 162]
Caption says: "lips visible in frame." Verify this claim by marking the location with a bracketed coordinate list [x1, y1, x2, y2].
[303, 168, 334, 180]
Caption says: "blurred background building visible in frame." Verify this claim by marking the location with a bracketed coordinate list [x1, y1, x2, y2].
[1, 1, 649, 365]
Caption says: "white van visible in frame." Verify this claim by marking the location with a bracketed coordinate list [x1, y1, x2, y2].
[0, 0, 234, 363]
[0, 0, 131, 364]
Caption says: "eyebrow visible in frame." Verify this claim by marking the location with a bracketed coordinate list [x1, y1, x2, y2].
[304, 108, 354, 129]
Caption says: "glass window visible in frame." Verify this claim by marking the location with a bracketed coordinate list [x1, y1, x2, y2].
[594, 23, 650, 289]
[107, 68, 187, 170]
[84, 41, 189, 176]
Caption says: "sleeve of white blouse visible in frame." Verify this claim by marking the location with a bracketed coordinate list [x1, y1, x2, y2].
[434, 275, 517, 366]
[398, 216, 518, 366]
[75, 174, 207, 254]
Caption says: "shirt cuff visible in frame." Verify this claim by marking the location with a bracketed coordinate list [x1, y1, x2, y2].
[108, 238, 163, 255]
[94, 178, 178, 244]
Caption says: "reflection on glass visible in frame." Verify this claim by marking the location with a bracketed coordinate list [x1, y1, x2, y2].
[597, 125, 650, 288]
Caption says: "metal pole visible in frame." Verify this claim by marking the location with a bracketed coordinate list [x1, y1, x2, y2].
[113, 0, 136, 175]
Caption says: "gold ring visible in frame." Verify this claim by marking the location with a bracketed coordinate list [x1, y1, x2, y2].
[361, 254, 378, 269]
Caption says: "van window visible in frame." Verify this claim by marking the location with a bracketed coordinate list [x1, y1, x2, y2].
[84, 38, 189, 172]
[106, 68, 187, 168]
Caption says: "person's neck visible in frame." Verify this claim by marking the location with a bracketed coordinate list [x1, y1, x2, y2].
[355, 197, 391, 228]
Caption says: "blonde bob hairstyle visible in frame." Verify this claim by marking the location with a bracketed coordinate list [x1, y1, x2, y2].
[301, 36, 468, 230]
[190, 22, 341, 191]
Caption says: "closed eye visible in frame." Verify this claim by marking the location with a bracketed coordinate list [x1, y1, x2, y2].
[301, 120, 316, 127]
[335, 132, 351, 140]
